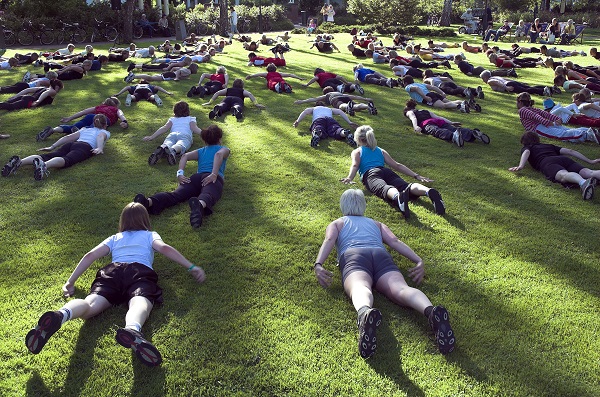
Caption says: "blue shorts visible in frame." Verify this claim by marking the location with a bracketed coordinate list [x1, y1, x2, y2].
[339, 247, 399, 284]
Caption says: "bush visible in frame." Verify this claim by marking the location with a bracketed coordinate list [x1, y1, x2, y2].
[347, 0, 419, 26]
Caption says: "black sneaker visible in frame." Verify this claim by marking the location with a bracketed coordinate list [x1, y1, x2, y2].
[346, 100, 355, 116]
[357, 308, 382, 359]
[36, 126, 54, 141]
[166, 147, 177, 165]
[270, 45, 280, 55]
[2, 155, 22, 177]
[33, 157, 48, 181]
[134, 193, 150, 208]
[284, 83, 292, 94]
[428, 306, 455, 354]
[346, 131, 357, 147]
[368, 101, 377, 115]
[508, 68, 518, 78]
[188, 197, 204, 228]
[209, 106, 221, 120]
[463, 87, 473, 99]
[428, 188, 446, 215]
[127, 62, 136, 73]
[354, 83, 364, 95]
[310, 134, 320, 148]
[472, 128, 490, 144]
[581, 177, 595, 200]
[148, 146, 164, 166]
[187, 86, 197, 98]
[232, 107, 243, 121]
[115, 328, 162, 367]
[25, 311, 63, 354]
[397, 188, 410, 219]
[476, 86, 484, 99]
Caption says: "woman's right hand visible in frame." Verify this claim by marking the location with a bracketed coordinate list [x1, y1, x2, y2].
[339, 177, 355, 184]
[178, 175, 191, 184]
[189, 267, 206, 283]
[315, 265, 333, 288]
[62, 281, 75, 297]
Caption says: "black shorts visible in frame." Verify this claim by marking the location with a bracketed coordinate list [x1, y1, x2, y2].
[339, 247, 399, 284]
[58, 70, 83, 80]
[424, 92, 444, 104]
[539, 156, 584, 182]
[330, 96, 351, 108]
[40, 141, 93, 168]
[362, 167, 412, 204]
[89, 262, 163, 305]
[133, 88, 153, 100]
[162, 71, 176, 80]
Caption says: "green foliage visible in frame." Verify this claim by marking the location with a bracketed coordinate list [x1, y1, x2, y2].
[298, 0, 322, 18]
[184, 4, 293, 33]
[346, 0, 419, 26]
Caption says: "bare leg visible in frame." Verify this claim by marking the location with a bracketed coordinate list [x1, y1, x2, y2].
[555, 170, 585, 185]
[375, 271, 432, 314]
[579, 168, 600, 179]
[65, 294, 112, 320]
[343, 271, 374, 311]
[125, 296, 153, 328]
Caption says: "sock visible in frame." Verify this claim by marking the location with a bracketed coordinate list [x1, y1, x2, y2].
[357, 305, 371, 319]
[392, 192, 399, 201]
[579, 179, 586, 187]
[424, 305, 434, 318]
[125, 322, 142, 332]
[58, 308, 72, 324]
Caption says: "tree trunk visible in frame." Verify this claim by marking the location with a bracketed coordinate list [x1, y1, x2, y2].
[122, 0, 135, 43]
[439, 0, 452, 27]
[219, 0, 228, 37]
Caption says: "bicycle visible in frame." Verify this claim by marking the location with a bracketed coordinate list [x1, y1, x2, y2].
[90, 18, 118, 43]
[55, 20, 87, 45]
[1, 25, 16, 46]
[17, 20, 54, 46]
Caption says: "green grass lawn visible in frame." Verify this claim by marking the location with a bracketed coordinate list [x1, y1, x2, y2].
[1, 28, 599, 397]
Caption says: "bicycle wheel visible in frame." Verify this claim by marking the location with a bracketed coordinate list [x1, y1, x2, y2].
[4, 31, 16, 46]
[73, 28, 86, 43]
[133, 25, 143, 39]
[104, 27, 118, 42]
[40, 29, 54, 45]
[55, 30, 65, 45]
[17, 30, 34, 46]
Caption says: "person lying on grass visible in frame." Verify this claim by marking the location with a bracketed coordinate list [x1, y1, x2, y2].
[0, 80, 63, 112]
[114, 80, 172, 107]
[31, 60, 93, 81]
[422, 69, 483, 101]
[293, 103, 359, 147]
[313, 188, 455, 358]
[302, 67, 363, 94]
[294, 87, 377, 116]
[143, 101, 203, 166]
[353, 63, 398, 88]
[0, 71, 57, 93]
[509, 131, 600, 200]
[134, 124, 229, 229]
[516, 92, 600, 144]
[1, 114, 110, 181]
[403, 75, 474, 113]
[36, 97, 128, 141]
[340, 125, 446, 218]
[403, 99, 490, 148]
[202, 78, 265, 121]
[247, 45, 289, 67]
[246, 63, 304, 94]
[542, 97, 600, 128]
[480, 70, 557, 97]
[124, 63, 199, 83]
[187, 65, 229, 98]
[24, 202, 205, 367]
[572, 92, 600, 118]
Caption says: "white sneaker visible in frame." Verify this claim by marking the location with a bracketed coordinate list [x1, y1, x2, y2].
[543, 86, 552, 97]
[154, 94, 162, 106]
[452, 130, 464, 147]
[125, 93, 132, 107]
[580, 50, 587, 56]
[586, 128, 599, 144]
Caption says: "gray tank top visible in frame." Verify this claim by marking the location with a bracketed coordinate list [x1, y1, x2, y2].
[336, 216, 386, 261]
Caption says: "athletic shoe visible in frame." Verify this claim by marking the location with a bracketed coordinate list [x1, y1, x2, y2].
[154, 94, 163, 106]
[1, 155, 21, 177]
[355, 83, 364, 95]
[428, 188, 446, 215]
[442, 72, 452, 79]
[232, 107, 243, 121]
[543, 86, 552, 97]
[127, 62, 136, 72]
[270, 45, 280, 55]
[337, 84, 345, 93]
[187, 86, 197, 98]
[115, 328, 162, 367]
[452, 129, 464, 147]
[586, 128, 599, 144]
[274, 82, 282, 93]
[397, 187, 410, 219]
[188, 197, 204, 228]
[310, 134, 320, 148]
[33, 158, 48, 181]
[463, 87, 473, 99]
[442, 60, 452, 69]
[468, 100, 481, 112]
[581, 177, 595, 200]
[357, 308, 382, 359]
[133, 193, 150, 209]
[346, 100, 355, 116]
[25, 311, 63, 354]
[472, 128, 490, 144]
[124, 72, 135, 83]
[166, 146, 177, 165]
[284, 83, 292, 94]
[125, 93, 132, 107]
[36, 126, 54, 141]
[368, 101, 377, 115]
[209, 106, 221, 120]
[22, 71, 31, 83]
[396, 77, 405, 88]
[385, 78, 393, 88]
[508, 68, 518, 78]
[552, 85, 561, 95]
[148, 146, 164, 166]
[580, 50, 587, 56]
[428, 306, 455, 354]
[346, 131, 357, 147]
[476, 85, 484, 99]
[459, 101, 470, 114]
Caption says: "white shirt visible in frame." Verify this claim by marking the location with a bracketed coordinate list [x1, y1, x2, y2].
[312, 106, 333, 121]
[579, 104, 600, 119]
[169, 116, 196, 135]
[101, 230, 162, 269]
[77, 127, 110, 149]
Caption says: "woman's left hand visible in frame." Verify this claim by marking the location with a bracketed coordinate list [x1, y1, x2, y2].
[202, 173, 217, 186]
[416, 175, 433, 183]
[408, 261, 425, 285]
[120, 121, 128, 129]
[339, 177, 355, 184]
[315, 265, 333, 288]
[91, 148, 103, 155]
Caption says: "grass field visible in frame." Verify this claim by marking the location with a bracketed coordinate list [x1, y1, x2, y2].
[0, 26, 599, 397]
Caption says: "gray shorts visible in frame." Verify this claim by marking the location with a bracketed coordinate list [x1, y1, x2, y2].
[339, 247, 399, 284]
[163, 131, 192, 151]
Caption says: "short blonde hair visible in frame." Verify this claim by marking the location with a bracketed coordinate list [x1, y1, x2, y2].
[340, 189, 366, 216]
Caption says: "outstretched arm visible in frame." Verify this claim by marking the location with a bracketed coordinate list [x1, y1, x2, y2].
[332, 108, 358, 128]
[293, 108, 313, 127]
[313, 219, 341, 288]
[379, 222, 425, 284]
[114, 86, 130, 96]
[203, 88, 227, 105]
[381, 148, 427, 180]
[560, 147, 600, 164]
[246, 72, 267, 79]
[152, 239, 205, 283]
[243, 90, 265, 108]
[406, 111, 422, 133]
[302, 76, 318, 87]
[61, 107, 95, 123]
[509, 149, 530, 171]
[62, 243, 111, 297]
[177, 150, 199, 184]
[38, 130, 80, 151]
[340, 148, 360, 184]
[143, 120, 172, 141]
[280, 73, 304, 80]
[293, 95, 324, 105]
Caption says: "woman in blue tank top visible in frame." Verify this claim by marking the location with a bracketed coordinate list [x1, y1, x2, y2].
[313, 189, 455, 358]
[340, 125, 446, 219]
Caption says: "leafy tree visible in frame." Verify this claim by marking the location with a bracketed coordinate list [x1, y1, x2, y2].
[440, 0, 452, 26]
[346, 0, 419, 25]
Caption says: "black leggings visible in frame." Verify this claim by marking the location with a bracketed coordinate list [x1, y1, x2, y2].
[439, 82, 465, 96]
[0, 82, 29, 94]
[40, 141, 93, 168]
[215, 96, 244, 113]
[423, 122, 476, 142]
[0, 95, 34, 110]
[506, 81, 545, 95]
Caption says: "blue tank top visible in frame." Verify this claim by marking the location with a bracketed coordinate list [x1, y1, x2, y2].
[336, 216, 386, 261]
[196, 145, 228, 178]
[358, 146, 384, 176]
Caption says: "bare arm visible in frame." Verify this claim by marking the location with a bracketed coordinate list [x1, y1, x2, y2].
[38, 130, 80, 151]
[560, 147, 600, 164]
[176, 150, 199, 184]
[246, 72, 267, 79]
[509, 149, 530, 171]
[190, 121, 203, 135]
[62, 107, 95, 123]
[379, 221, 424, 284]
[155, 86, 172, 95]
[313, 219, 342, 288]
[280, 73, 304, 80]
[203, 88, 227, 105]
[62, 243, 111, 297]
[294, 95, 325, 105]
[340, 148, 360, 184]
[243, 90, 265, 108]
[114, 86, 130, 96]
[91, 131, 108, 155]
[303, 76, 318, 87]
[31, 89, 56, 107]
[143, 120, 172, 141]
[332, 108, 358, 127]
[152, 239, 205, 283]
[406, 111, 421, 132]
[381, 148, 420, 178]
[293, 108, 313, 127]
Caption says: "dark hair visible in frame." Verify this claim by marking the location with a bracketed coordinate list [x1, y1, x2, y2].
[403, 75, 414, 86]
[119, 202, 151, 232]
[98, 55, 108, 63]
[365, 49, 373, 57]
[322, 86, 334, 94]
[520, 131, 540, 146]
[572, 92, 585, 102]
[173, 101, 190, 117]
[390, 59, 399, 66]
[402, 99, 418, 116]
[201, 124, 223, 145]
[540, 45, 547, 51]
[248, 52, 256, 59]
[554, 75, 565, 87]
[517, 92, 534, 107]
[266, 63, 277, 72]
[315, 101, 325, 106]
[232, 78, 244, 89]
[423, 69, 434, 78]
[50, 79, 64, 91]
[314, 67, 325, 75]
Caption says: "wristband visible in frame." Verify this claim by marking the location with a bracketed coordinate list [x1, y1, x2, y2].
[313, 262, 322, 270]
[188, 265, 196, 272]
[177, 169, 185, 177]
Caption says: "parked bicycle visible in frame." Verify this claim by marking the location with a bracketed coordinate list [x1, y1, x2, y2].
[90, 18, 118, 43]
[55, 20, 87, 45]
[17, 20, 54, 46]
[1, 25, 16, 46]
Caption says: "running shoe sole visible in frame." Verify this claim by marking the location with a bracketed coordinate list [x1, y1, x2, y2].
[36, 126, 53, 141]
[358, 308, 382, 359]
[2, 155, 21, 177]
[25, 311, 62, 354]
[429, 306, 455, 354]
[115, 328, 162, 367]
[428, 188, 446, 215]
[188, 197, 203, 228]
[148, 147, 164, 166]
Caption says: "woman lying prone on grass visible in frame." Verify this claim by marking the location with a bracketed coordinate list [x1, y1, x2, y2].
[313, 188, 455, 359]
[25, 202, 205, 367]
[1, 114, 110, 181]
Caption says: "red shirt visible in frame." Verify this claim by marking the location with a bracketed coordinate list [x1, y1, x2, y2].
[210, 73, 226, 85]
[266, 71, 284, 90]
[315, 72, 337, 87]
[94, 105, 119, 125]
